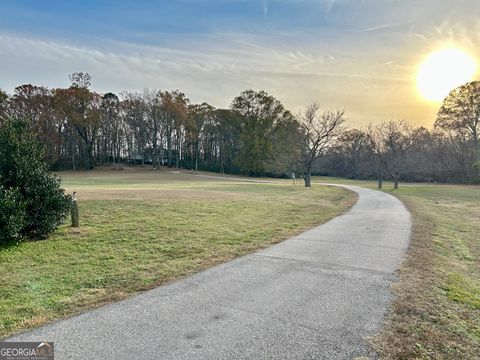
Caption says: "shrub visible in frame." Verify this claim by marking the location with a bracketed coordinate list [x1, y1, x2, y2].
[0, 186, 26, 245]
[0, 118, 71, 245]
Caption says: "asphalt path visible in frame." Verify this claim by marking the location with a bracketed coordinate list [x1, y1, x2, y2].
[8, 184, 411, 359]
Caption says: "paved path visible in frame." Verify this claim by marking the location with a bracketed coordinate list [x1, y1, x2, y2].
[8, 185, 411, 359]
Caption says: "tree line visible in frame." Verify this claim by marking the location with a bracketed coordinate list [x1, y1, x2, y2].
[318, 82, 480, 186]
[0, 73, 478, 187]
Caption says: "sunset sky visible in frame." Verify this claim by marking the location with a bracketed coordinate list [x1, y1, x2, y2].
[1, 0, 479, 127]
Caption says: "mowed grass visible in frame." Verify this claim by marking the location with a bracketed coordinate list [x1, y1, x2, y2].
[313, 177, 480, 359]
[0, 169, 355, 338]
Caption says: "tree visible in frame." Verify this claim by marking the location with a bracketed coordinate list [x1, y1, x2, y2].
[9, 85, 60, 165]
[0, 118, 71, 245]
[436, 81, 480, 181]
[267, 115, 303, 176]
[99, 92, 123, 164]
[299, 103, 345, 187]
[432, 127, 472, 182]
[144, 90, 163, 167]
[372, 120, 417, 189]
[53, 73, 102, 169]
[406, 126, 435, 182]
[231, 90, 295, 175]
[328, 128, 374, 180]
[366, 125, 387, 189]
[0, 89, 8, 120]
[215, 109, 242, 173]
[186, 102, 214, 171]
[121, 92, 148, 164]
[157, 91, 188, 167]
[70, 72, 92, 89]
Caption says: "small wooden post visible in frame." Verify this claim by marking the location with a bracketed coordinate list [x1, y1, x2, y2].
[71, 192, 79, 227]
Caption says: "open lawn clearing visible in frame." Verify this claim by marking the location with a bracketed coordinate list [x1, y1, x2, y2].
[0, 169, 355, 338]
[6, 182, 410, 359]
[313, 177, 480, 359]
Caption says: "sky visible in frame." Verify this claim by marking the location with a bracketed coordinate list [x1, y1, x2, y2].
[1, 0, 480, 127]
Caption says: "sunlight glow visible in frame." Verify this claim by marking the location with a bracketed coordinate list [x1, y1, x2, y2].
[416, 47, 477, 102]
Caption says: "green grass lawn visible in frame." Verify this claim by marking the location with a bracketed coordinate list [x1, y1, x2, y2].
[313, 177, 480, 359]
[0, 169, 355, 338]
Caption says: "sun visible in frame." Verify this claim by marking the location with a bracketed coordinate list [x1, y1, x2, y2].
[416, 47, 477, 102]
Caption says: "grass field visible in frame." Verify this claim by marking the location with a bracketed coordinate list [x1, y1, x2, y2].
[2, 169, 478, 358]
[0, 168, 355, 338]
[313, 177, 480, 359]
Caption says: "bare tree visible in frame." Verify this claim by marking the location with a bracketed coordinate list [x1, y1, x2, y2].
[366, 125, 386, 189]
[372, 120, 417, 189]
[121, 92, 148, 164]
[99, 92, 122, 164]
[299, 103, 345, 187]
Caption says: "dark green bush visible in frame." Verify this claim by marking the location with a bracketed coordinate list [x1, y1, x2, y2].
[0, 186, 26, 244]
[0, 118, 71, 245]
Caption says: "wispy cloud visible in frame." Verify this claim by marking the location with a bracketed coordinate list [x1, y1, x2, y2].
[323, 0, 336, 15]
[357, 23, 400, 33]
[0, 31, 417, 124]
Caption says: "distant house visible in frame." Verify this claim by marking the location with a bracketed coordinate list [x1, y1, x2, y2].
[128, 153, 152, 165]
[128, 148, 176, 166]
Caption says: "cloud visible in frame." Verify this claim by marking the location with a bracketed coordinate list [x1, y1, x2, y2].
[0, 32, 384, 92]
[0, 30, 426, 125]
[357, 23, 400, 33]
[4, 0, 480, 127]
[323, 0, 336, 15]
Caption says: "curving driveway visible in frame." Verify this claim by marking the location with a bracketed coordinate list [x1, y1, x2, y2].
[8, 184, 411, 359]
